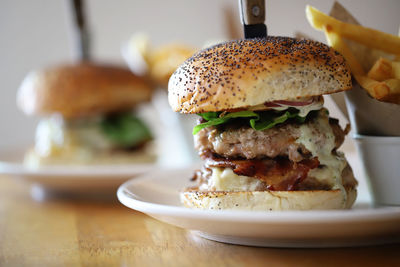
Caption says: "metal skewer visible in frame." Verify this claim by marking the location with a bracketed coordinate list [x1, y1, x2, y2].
[70, 0, 90, 61]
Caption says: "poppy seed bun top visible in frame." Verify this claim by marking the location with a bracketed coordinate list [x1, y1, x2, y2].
[17, 63, 153, 118]
[168, 37, 352, 113]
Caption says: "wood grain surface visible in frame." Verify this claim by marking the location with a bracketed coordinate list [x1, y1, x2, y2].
[0, 175, 399, 267]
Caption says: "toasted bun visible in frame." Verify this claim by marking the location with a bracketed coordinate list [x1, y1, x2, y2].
[181, 186, 357, 211]
[168, 37, 352, 113]
[17, 63, 153, 118]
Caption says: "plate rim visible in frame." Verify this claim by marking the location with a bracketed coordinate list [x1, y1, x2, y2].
[0, 160, 157, 178]
[117, 168, 400, 224]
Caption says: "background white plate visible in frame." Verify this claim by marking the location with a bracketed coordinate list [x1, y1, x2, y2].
[0, 100, 196, 195]
[0, 150, 155, 193]
[117, 168, 400, 248]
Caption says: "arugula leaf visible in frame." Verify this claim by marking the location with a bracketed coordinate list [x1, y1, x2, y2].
[193, 109, 308, 135]
[198, 112, 219, 121]
[296, 115, 307, 123]
[101, 113, 152, 147]
[192, 110, 259, 135]
[249, 110, 303, 131]
[224, 110, 259, 119]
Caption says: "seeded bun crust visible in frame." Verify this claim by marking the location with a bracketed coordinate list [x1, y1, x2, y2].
[181, 186, 357, 211]
[168, 37, 352, 113]
[17, 63, 153, 118]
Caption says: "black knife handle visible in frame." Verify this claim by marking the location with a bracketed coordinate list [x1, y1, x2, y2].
[244, 24, 267, 38]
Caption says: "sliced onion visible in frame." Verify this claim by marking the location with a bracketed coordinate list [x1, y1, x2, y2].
[253, 97, 321, 111]
[263, 102, 282, 108]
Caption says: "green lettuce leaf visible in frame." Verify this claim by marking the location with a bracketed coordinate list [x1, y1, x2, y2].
[198, 112, 219, 121]
[193, 109, 308, 135]
[192, 110, 259, 134]
[101, 113, 152, 147]
[250, 110, 307, 131]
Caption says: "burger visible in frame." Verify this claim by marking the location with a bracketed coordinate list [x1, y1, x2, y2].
[18, 62, 155, 166]
[168, 37, 358, 211]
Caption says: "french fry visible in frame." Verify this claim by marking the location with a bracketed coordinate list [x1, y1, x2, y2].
[312, 5, 400, 104]
[306, 5, 400, 55]
[396, 27, 400, 60]
[129, 33, 152, 64]
[149, 44, 197, 88]
[323, 29, 365, 75]
[324, 28, 399, 101]
[355, 75, 390, 100]
[353, 75, 400, 103]
[384, 78, 400, 92]
[381, 79, 400, 103]
[126, 33, 196, 88]
[392, 61, 400, 79]
[367, 58, 393, 81]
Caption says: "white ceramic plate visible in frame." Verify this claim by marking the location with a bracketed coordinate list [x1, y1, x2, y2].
[117, 167, 400, 248]
[0, 151, 156, 193]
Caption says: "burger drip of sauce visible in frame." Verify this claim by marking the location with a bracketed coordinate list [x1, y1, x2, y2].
[203, 152, 319, 191]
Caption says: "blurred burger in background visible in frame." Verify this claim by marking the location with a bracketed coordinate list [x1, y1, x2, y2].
[17, 62, 155, 167]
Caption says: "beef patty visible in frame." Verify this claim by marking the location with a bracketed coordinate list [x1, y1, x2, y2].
[194, 113, 346, 162]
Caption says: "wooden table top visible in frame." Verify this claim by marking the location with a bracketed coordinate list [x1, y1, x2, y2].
[0, 175, 399, 267]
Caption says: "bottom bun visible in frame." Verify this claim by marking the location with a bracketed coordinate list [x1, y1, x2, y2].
[181, 187, 357, 211]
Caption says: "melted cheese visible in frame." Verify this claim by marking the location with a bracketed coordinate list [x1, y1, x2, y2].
[295, 110, 347, 206]
[200, 167, 263, 191]
[271, 99, 324, 117]
[34, 115, 114, 158]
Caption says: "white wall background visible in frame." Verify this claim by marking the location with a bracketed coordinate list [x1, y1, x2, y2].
[1, 0, 399, 150]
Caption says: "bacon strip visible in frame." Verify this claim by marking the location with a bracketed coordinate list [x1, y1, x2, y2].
[204, 155, 319, 191]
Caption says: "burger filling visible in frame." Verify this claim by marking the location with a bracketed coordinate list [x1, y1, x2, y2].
[28, 112, 152, 164]
[192, 97, 356, 197]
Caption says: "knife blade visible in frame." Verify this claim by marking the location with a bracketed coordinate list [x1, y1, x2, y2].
[239, 0, 267, 39]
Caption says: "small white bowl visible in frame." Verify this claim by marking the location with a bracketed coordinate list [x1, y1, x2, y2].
[354, 134, 400, 206]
